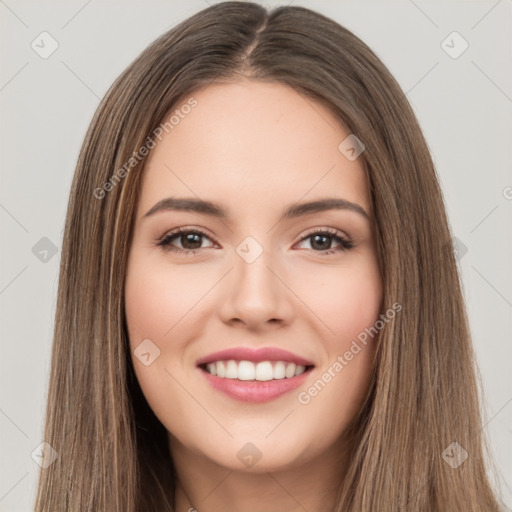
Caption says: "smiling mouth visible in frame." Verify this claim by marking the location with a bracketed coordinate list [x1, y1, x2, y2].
[198, 360, 315, 381]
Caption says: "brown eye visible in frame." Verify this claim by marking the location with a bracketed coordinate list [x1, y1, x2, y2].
[297, 229, 354, 254]
[157, 228, 215, 254]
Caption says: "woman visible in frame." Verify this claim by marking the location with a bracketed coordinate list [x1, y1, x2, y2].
[34, 2, 505, 510]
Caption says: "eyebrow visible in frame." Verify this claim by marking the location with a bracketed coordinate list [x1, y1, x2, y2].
[143, 196, 370, 222]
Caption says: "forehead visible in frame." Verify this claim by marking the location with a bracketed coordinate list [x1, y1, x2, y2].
[138, 80, 370, 219]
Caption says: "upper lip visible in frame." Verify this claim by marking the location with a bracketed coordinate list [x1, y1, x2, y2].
[196, 347, 315, 367]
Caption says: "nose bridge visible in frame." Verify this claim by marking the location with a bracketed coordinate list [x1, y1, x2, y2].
[233, 239, 278, 305]
[218, 236, 292, 327]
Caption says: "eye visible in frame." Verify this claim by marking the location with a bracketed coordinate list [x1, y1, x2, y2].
[156, 227, 216, 255]
[156, 227, 354, 256]
[295, 228, 354, 255]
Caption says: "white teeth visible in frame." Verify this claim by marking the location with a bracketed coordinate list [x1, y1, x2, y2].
[255, 361, 273, 381]
[285, 363, 297, 378]
[238, 360, 255, 381]
[217, 361, 226, 378]
[295, 365, 305, 377]
[203, 360, 310, 380]
[273, 361, 286, 379]
[226, 360, 238, 379]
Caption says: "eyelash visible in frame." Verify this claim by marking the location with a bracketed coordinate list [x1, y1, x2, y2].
[156, 227, 354, 256]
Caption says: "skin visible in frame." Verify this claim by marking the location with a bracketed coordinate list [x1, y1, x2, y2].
[124, 79, 383, 512]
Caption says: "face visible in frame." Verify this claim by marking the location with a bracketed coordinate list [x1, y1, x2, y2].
[124, 80, 382, 473]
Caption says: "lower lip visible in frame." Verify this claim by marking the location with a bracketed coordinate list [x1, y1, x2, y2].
[199, 367, 313, 403]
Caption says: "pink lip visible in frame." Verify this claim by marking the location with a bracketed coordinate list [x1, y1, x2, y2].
[195, 347, 315, 367]
[199, 367, 313, 403]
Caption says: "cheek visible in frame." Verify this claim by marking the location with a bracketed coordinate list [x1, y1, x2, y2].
[124, 256, 202, 426]
[124, 253, 224, 404]
[294, 273, 381, 446]
[124, 256, 211, 350]
[337, 270, 382, 343]
[292, 255, 382, 345]
[301, 258, 382, 426]
[125, 274, 172, 349]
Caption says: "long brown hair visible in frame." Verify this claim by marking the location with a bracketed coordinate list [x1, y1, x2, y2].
[35, 2, 505, 510]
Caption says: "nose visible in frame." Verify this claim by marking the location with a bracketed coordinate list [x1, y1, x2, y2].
[217, 248, 294, 331]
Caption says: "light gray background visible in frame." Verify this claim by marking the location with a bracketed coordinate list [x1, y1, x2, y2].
[1, 1, 511, 510]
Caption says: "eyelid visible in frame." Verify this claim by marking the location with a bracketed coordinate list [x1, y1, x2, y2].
[297, 226, 350, 243]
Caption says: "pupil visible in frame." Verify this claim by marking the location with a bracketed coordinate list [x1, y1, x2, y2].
[183, 233, 201, 249]
[312, 234, 331, 250]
